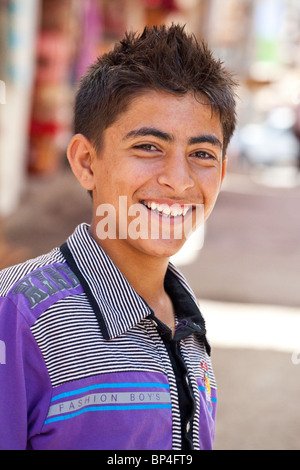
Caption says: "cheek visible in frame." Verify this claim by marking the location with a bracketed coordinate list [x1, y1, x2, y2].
[120, 164, 155, 194]
[196, 167, 222, 194]
[96, 167, 145, 203]
[196, 169, 222, 215]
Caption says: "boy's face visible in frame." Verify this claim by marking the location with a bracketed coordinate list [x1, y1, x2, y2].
[89, 90, 226, 259]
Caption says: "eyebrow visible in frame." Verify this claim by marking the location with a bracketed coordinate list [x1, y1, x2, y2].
[123, 127, 173, 143]
[123, 126, 223, 149]
[188, 134, 223, 149]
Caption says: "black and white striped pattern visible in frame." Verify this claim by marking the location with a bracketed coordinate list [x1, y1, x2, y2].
[0, 247, 65, 296]
[31, 294, 168, 387]
[66, 225, 153, 339]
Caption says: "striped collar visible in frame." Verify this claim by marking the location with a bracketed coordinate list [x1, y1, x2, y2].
[61, 223, 208, 348]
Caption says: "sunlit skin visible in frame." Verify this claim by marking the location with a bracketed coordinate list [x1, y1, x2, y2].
[67, 90, 227, 330]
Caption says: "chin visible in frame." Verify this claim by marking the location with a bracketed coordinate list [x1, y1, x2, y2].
[136, 238, 187, 259]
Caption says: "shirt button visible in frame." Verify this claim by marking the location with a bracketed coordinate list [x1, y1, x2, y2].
[186, 421, 191, 433]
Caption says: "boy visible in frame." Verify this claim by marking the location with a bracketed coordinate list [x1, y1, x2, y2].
[0, 24, 237, 450]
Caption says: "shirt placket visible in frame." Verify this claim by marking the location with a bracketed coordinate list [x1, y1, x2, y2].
[179, 338, 201, 450]
[144, 318, 183, 450]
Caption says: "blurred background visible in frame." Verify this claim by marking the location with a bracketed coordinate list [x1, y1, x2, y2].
[1, 0, 300, 450]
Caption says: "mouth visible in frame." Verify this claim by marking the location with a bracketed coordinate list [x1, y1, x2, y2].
[140, 200, 194, 218]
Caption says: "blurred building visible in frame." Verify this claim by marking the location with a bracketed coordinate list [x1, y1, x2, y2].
[0, 0, 300, 217]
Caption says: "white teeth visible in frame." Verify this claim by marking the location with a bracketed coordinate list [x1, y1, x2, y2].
[162, 206, 171, 216]
[142, 201, 192, 217]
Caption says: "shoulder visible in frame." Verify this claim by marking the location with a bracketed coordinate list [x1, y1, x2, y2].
[0, 247, 83, 326]
[0, 247, 64, 296]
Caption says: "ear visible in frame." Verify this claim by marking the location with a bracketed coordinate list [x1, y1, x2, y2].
[220, 156, 228, 186]
[67, 134, 96, 191]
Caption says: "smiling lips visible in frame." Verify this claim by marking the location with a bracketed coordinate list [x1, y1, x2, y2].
[140, 200, 193, 218]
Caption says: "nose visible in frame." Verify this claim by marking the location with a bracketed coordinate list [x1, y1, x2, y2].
[157, 152, 194, 194]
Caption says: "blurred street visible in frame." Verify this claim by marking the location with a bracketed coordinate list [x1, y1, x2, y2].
[1, 166, 300, 450]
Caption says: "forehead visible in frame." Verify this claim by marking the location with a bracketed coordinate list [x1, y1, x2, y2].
[105, 90, 223, 143]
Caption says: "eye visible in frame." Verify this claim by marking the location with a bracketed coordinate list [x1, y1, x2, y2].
[133, 143, 158, 152]
[190, 150, 216, 160]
